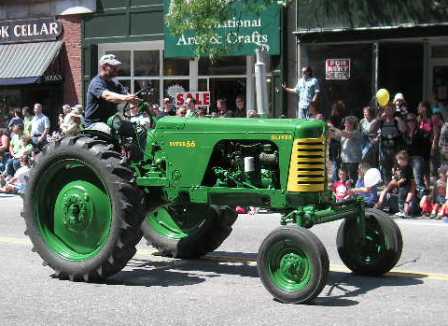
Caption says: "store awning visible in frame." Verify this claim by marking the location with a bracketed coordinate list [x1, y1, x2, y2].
[0, 41, 63, 86]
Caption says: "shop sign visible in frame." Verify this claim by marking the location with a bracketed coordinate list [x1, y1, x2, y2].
[164, 0, 280, 57]
[325, 59, 351, 80]
[176, 92, 211, 108]
[0, 17, 62, 44]
[44, 74, 64, 83]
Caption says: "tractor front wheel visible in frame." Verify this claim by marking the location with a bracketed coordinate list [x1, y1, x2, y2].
[257, 226, 329, 304]
[336, 208, 403, 276]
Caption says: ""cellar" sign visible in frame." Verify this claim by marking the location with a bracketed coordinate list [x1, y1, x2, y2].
[0, 17, 62, 44]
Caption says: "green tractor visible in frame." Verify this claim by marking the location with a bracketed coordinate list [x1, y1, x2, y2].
[23, 98, 402, 304]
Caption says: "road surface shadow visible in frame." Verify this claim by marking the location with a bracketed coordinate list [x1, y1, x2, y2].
[106, 251, 426, 306]
[105, 260, 207, 287]
[317, 270, 425, 306]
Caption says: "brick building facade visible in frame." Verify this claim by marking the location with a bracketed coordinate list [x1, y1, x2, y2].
[0, 0, 95, 129]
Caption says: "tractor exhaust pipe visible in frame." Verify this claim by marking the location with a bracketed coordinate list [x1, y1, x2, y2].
[255, 46, 269, 118]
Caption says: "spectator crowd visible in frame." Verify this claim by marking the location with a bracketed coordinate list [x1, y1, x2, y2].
[1, 81, 448, 222]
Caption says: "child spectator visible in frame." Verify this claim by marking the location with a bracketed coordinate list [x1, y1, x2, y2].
[22, 106, 33, 137]
[350, 162, 379, 207]
[376, 150, 415, 218]
[0, 154, 31, 194]
[328, 101, 346, 182]
[4, 124, 25, 177]
[332, 168, 352, 202]
[309, 102, 324, 120]
[420, 166, 448, 219]
[331, 116, 362, 184]
[8, 108, 24, 131]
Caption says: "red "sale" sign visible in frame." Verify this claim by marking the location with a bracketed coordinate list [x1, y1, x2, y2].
[176, 92, 210, 107]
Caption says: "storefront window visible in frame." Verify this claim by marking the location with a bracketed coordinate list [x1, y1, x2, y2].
[163, 80, 190, 98]
[199, 56, 246, 75]
[198, 79, 208, 91]
[106, 50, 131, 76]
[120, 80, 131, 93]
[134, 51, 159, 76]
[301, 44, 372, 117]
[163, 57, 189, 76]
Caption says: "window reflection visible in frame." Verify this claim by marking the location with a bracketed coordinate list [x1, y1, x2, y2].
[134, 51, 160, 76]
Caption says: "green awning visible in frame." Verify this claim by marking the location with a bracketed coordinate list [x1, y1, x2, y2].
[0, 41, 63, 86]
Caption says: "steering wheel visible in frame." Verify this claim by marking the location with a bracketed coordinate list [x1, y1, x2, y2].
[122, 87, 155, 118]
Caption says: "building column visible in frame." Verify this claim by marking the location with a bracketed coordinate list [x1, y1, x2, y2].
[58, 14, 82, 106]
[423, 40, 431, 100]
[372, 42, 379, 96]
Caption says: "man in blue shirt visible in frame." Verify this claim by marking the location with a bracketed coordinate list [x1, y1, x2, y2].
[282, 66, 320, 120]
[85, 54, 138, 131]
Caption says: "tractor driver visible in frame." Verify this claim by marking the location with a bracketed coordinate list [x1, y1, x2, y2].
[85, 54, 138, 133]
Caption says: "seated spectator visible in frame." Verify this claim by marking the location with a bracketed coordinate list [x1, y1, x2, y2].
[216, 98, 233, 117]
[8, 108, 24, 131]
[58, 104, 72, 128]
[350, 162, 379, 207]
[0, 154, 31, 195]
[61, 107, 83, 137]
[4, 124, 25, 177]
[234, 95, 246, 117]
[420, 166, 448, 219]
[129, 103, 151, 128]
[160, 98, 176, 117]
[0, 128, 10, 173]
[176, 106, 187, 117]
[309, 102, 324, 120]
[376, 150, 416, 218]
[332, 168, 352, 202]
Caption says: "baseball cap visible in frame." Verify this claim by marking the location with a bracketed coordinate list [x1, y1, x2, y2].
[393, 93, 405, 103]
[99, 54, 122, 66]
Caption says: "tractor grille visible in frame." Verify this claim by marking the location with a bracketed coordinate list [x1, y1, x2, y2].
[287, 135, 326, 192]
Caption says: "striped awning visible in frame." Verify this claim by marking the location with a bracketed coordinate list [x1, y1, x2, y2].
[0, 41, 63, 86]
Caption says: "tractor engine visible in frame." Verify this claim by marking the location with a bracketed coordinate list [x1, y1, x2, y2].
[207, 140, 280, 189]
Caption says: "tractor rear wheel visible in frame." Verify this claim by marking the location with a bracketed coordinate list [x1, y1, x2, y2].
[141, 204, 237, 258]
[257, 226, 329, 304]
[23, 136, 145, 281]
[336, 208, 403, 276]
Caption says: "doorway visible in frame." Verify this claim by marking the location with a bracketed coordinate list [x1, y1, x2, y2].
[431, 60, 448, 108]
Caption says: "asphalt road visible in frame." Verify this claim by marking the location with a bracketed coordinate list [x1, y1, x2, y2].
[1, 195, 448, 326]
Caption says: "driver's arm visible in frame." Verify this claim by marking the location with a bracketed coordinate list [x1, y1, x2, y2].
[101, 90, 138, 104]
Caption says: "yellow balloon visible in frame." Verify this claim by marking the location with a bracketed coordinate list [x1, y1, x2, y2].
[376, 88, 390, 107]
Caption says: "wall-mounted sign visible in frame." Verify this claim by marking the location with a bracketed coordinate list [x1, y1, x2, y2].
[0, 17, 63, 44]
[326, 59, 351, 80]
[176, 92, 211, 108]
[164, 0, 280, 57]
[44, 74, 64, 83]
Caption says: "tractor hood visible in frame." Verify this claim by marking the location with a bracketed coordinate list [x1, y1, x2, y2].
[155, 117, 325, 139]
